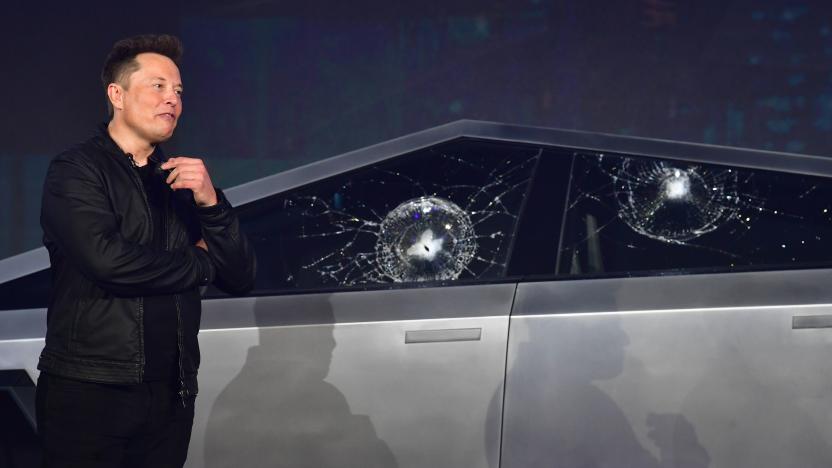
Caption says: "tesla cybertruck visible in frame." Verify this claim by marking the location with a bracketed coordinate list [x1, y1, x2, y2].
[3, 120, 832, 467]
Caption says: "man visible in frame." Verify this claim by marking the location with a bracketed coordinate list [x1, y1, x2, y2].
[36, 34, 256, 468]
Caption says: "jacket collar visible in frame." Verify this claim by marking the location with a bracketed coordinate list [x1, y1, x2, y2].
[94, 122, 167, 166]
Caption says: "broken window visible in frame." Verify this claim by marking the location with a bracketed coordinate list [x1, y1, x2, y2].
[227, 139, 540, 294]
[559, 152, 832, 276]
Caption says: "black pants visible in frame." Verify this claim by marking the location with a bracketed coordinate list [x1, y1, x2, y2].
[36, 373, 195, 468]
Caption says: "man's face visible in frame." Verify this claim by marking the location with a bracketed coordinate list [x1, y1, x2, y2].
[118, 52, 183, 144]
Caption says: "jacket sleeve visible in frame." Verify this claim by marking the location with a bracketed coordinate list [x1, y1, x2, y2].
[41, 154, 215, 297]
[195, 189, 257, 296]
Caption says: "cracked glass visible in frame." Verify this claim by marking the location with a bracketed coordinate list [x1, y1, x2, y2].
[559, 152, 832, 276]
[230, 139, 540, 293]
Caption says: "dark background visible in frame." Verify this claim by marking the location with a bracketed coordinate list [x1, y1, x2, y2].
[2, 0, 832, 259]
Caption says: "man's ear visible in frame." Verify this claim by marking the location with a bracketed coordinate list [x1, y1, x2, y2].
[107, 83, 125, 112]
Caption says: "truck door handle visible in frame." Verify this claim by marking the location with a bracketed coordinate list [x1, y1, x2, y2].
[792, 315, 832, 329]
[405, 328, 482, 344]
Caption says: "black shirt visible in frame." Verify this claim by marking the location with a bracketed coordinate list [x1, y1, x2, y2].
[136, 162, 179, 383]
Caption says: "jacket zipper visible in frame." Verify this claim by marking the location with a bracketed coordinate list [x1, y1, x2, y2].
[174, 295, 187, 408]
[127, 154, 150, 384]
[167, 206, 189, 408]
[138, 297, 145, 382]
[129, 152, 188, 406]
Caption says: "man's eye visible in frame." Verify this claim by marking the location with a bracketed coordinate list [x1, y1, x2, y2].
[175, 90, 183, 96]
[153, 84, 163, 89]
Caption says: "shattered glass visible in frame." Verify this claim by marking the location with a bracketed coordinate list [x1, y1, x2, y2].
[559, 152, 832, 275]
[375, 196, 477, 282]
[221, 140, 832, 295]
[236, 139, 540, 292]
[612, 158, 741, 243]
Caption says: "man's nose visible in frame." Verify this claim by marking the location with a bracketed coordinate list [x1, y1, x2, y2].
[164, 89, 179, 106]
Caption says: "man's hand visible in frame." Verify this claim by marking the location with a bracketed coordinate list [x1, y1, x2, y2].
[160, 157, 218, 207]
[195, 239, 208, 251]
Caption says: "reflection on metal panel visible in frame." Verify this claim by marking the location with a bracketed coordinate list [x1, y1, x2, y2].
[513, 268, 832, 316]
[193, 284, 512, 468]
[0, 308, 46, 340]
[200, 283, 517, 329]
[502, 314, 711, 468]
[505, 278, 832, 468]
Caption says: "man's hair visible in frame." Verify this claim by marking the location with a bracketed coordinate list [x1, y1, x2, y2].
[101, 34, 184, 117]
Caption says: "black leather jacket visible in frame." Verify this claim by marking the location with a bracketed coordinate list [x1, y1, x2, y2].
[38, 125, 255, 396]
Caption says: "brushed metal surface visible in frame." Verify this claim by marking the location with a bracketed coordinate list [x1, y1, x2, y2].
[503, 277, 832, 468]
[200, 283, 517, 329]
[188, 284, 513, 468]
[514, 268, 832, 315]
[405, 328, 482, 344]
[0, 308, 46, 340]
[0, 285, 513, 468]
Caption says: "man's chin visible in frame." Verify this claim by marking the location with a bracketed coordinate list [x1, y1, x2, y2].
[151, 125, 177, 143]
